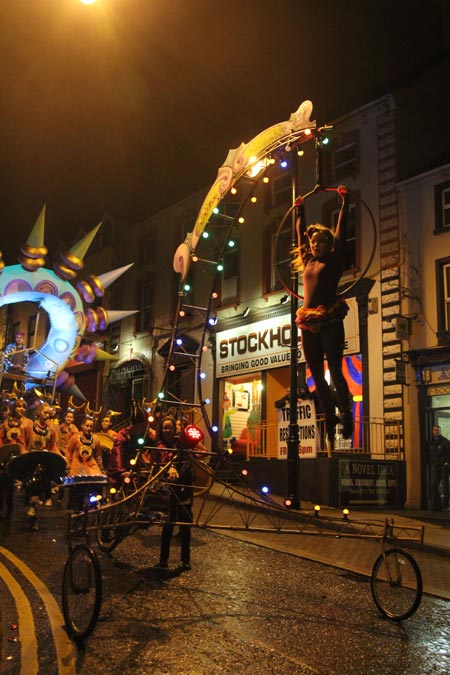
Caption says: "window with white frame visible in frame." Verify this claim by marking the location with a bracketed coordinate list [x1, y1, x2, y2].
[332, 142, 357, 181]
[263, 219, 293, 295]
[271, 172, 293, 208]
[136, 280, 154, 333]
[220, 244, 239, 305]
[434, 180, 450, 233]
[436, 256, 450, 334]
[271, 223, 292, 292]
[444, 262, 450, 331]
[331, 203, 357, 272]
[324, 130, 360, 184]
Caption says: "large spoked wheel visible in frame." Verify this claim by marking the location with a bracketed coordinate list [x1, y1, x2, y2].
[62, 544, 102, 639]
[193, 459, 213, 497]
[370, 548, 422, 621]
[96, 525, 122, 553]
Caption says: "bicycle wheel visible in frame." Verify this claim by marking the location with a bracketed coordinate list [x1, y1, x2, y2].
[96, 525, 121, 553]
[62, 545, 102, 638]
[370, 548, 422, 621]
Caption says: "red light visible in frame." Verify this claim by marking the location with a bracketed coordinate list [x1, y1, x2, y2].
[241, 468, 249, 477]
[182, 424, 204, 448]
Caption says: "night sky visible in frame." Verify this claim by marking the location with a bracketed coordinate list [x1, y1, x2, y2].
[0, 0, 448, 260]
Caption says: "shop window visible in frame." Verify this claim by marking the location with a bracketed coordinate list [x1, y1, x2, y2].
[221, 377, 262, 453]
[434, 180, 450, 233]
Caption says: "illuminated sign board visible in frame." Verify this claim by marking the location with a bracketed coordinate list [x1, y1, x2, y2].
[216, 299, 359, 377]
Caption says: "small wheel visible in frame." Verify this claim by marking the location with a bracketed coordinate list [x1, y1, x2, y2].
[371, 548, 422, 621]
[96, 526, 121, 553]
[62, 544, 102, 638]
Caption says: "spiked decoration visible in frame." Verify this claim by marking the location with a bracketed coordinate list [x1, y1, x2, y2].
[86, 307, 138, 334]
[0, 208, 137, 400]
[53, 223, 101, 281]
[76, 263, 133, 303]
[18, 205, 48, 272]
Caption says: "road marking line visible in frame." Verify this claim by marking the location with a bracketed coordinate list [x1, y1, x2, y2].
[0, 547, 76, 675]
[0, 561, 38, 675]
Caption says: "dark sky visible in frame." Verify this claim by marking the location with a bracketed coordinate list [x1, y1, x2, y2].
[0, 0, 447, 260]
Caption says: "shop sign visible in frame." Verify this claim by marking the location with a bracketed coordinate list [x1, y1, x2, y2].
[427, 364, 450, 386]
[277, 399, 318, 460]
[110, 361, 145, 383]
[338, 459, 400, 507]
[216, 300, 359, 377]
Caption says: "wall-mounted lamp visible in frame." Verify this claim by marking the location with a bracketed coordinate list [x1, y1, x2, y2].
[242, 307, 250, 318]
[280, 295, 289, 305]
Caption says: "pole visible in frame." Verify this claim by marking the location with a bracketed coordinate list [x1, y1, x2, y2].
[286, 163, 300, 509]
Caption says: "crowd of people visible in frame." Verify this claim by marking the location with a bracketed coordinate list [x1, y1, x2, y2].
[0, 394, 201, 569]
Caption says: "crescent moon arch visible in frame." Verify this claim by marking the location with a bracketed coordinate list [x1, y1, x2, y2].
[173, 99, 316, 281]
[0, 207, 137, 397]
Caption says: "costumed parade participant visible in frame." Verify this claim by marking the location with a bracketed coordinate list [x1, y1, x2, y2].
[156, 426, 194, 572]
[293, 186, 353, 447]
[66, 415, 104, 476]
[155, 415, 179, 464]
[57, 408, 79, 458]
[108, 405, 155, 492]
[0, 397, 32, 519]
[56, 408, 79, 503]
[97, 411, 119, 471]
[99, 413, 118, 441]
[27, 402, 63, 512]
[0, 397, 33, 453]
[3, 330, 29, 376]
[66, 414, 105, 511]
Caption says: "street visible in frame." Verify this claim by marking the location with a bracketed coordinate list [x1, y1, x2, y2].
[1, 497, 450, 675]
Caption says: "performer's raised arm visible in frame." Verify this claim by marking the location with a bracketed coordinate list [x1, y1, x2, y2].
[292, 196, 307, 270]
[334, 185, 349, 244]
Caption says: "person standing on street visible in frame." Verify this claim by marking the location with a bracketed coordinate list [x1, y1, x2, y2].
[428, 425, 450, 511]
[155, 415, 193, 571]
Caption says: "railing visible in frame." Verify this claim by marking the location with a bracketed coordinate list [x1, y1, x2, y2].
[240, 416, 403, 461]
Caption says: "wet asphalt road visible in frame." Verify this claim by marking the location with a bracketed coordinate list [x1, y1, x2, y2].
[1, 503, 450, 675]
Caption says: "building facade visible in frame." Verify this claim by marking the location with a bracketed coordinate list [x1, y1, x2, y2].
[79, 94, 449, 510]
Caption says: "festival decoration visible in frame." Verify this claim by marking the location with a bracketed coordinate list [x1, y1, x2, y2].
[173, 99, 317, 281]
[0, 205, 137, 399]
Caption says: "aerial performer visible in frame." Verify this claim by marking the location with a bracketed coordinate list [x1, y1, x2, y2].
[293, 185, 353, 448]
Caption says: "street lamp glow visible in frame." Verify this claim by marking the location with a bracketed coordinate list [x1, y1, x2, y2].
[80, 0, 97, 5]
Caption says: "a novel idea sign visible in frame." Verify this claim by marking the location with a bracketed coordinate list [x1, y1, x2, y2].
[339, 459, 401, 507]
[277, 399, 318, 459]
